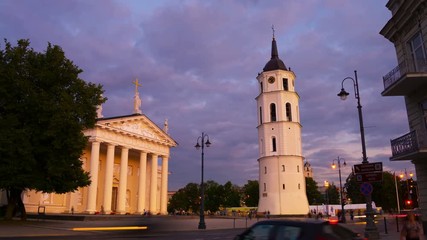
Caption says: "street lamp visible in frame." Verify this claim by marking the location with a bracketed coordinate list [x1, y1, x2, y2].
[195, 132, 211, 229]
[394, 172, 401, 214]
[332, 156, 346, 223]
[337, 70, 379, 239]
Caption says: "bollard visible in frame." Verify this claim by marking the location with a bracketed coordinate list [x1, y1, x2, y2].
[245, 217, 248, 228]
[384, 217, 388, 234]
[233, 218, 236, 229]
[396, 216, 399, 232]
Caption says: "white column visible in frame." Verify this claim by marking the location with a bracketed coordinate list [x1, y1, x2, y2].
[117, 147, 129, 214]
[160, 156, 169, 215]
[86, 141, 100, 213]
[137, 151, 147, 214]
[149, 154, 158, 214]
[102, 143, 115, 214]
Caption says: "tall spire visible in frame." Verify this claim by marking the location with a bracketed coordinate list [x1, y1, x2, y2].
[263, 27, 287, 72]
[271, 25, 279, 60]
[271, 37, 279, 60]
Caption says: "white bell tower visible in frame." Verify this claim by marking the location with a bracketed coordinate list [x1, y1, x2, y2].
[256, 35, 309, 216]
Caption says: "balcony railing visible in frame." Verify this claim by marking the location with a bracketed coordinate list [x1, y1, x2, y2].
[383, 58, 427, 90]
[390, 131, 419, 158]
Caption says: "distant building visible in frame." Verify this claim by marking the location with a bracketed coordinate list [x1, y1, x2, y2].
[18, 80, 177, 215]
[256, 34, 309, 215]
[304, 161, 313, 178]
[380, 0, 427, 230]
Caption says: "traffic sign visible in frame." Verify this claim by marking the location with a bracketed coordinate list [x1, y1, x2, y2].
[356, 172, 383, 182]
[360, 182, 373, 195]
[354, 162, 383, 173]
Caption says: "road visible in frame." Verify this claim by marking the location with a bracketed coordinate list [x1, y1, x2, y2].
[0, 215, 403, 239]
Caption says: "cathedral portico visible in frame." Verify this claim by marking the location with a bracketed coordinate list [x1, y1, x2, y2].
[21, 81, 177, 215]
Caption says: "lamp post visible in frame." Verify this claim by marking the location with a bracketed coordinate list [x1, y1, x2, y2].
[337, 70, 379, 239]
[195, 132, 211, 230]
[394, 172, 401, 214]
[332, 156, 346, 223]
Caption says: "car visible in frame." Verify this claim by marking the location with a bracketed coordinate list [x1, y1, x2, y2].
[234, 218, 367, 240]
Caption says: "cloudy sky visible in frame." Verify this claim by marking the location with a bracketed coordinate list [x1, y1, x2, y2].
[1, 0, 416, 191]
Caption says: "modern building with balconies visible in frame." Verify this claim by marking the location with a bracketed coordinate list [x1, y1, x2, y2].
[380, 0, 427, 231]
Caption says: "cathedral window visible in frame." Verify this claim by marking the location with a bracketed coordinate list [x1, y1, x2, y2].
[270, 103, 276, 122]
[298, 183, 301, 189]
[282, 165, 285, 172]
[259, 107, 263, 124]
[282, 184, 285, 190]
[272, 137, 277, 152]
[283, 78, 288, 91]
[264, 166, 267, 174]
[297, 165, 300, 172]
[263, 183, 267, 192]
[286, 103, 292, 121]
[260, 81, 263, 93]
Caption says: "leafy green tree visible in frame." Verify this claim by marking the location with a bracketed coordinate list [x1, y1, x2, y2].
[345, 171, 401, 211]
[242, 180, 259, 207]
[326, 183, 340, 204]
[0, 39, 105, 220]
[168, 183, 200, 214]
[305, 177, 323, 205]
[222, 181, 241, 207]
[345, 172, 365, 204]
[204, 180, 223, 212]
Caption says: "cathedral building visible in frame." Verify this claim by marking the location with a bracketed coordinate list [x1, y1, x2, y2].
[20, 80, 177, 215]
[256, 34, 309, 215]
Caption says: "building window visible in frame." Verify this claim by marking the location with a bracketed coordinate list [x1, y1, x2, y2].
[270, 103, 277, 122]
[282, 184, 285, 190]
[297, 165, 300, 172]
[282, 165, 285, 172]
[283, 78, 288, 91]
[264, 166, 267, 174]
[260, 81, 263, 93]
[298, 183, 301, 189]
[408, 32, 426, 71]
[259, 107, 263, 124]
[264, 183, 267, 192]
[272, 137, 277, 152]
[286, 103, 292, 121]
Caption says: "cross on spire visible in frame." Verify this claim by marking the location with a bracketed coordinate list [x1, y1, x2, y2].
[133, 79, 142, 94]
[272, 25, 275, 39]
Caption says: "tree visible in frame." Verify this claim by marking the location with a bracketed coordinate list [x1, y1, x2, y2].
[204, 180, 223, 212]
[222, 181, 241, 208]
[0, 39, 105, 220]
[168, 183, 200, 214]
[345, 171, 401, 212]
[242, 180, 259, 207]
[305, 177, 323, 205]
[326, 183, 339, 204]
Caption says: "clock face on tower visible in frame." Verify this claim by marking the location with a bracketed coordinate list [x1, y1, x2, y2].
[268, 76, 275, 84]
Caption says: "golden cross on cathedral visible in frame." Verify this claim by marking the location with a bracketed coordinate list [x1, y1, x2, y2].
[132, 79, 142, 93]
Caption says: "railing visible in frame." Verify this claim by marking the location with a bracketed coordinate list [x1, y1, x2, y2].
[383, 58, 427, 90]
[390, 131, 419, 158]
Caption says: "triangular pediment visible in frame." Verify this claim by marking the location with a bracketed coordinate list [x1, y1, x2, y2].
[93, 114, 177, 147]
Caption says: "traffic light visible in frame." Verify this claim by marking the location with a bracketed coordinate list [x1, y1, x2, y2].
[405, 199, 413, 206]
